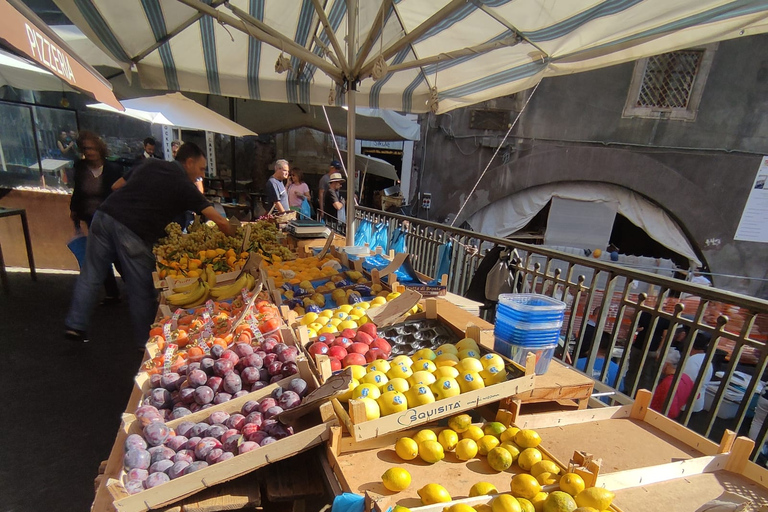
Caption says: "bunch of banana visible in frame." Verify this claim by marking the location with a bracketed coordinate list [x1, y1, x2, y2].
[209, 272, 256, 301]
[202, 265, 218, 287]
[166, 281, 210, 308]
[170, 277, 201, 294]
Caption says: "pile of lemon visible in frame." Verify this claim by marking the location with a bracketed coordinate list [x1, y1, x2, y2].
[384, 414, 615, 512]
[297, 297, 392, 337]
[337, 339, 508, 418]
[265, 255, 343, 287]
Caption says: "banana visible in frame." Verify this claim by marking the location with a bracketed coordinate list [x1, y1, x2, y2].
[245, 273, 256, 291]
[206, 265, 217, 287]
[167, 282, 207, 307]
[183, 283, 210, 308]
[210, 274, 249, 300]
[171, 278, 201, 294]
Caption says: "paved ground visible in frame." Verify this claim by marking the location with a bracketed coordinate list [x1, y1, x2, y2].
[0, 271, 142, 512]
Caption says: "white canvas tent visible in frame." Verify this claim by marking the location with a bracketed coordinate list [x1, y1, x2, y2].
[54, 0, 768, 239]
[88, 92, 257, 137]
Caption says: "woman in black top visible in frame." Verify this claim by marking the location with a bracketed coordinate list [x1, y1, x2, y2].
[69, 131, 123, 303]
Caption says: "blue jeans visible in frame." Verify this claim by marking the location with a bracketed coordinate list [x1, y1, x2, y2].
[66, 211, 157, 346]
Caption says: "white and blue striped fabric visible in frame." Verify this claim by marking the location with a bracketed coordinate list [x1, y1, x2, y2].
[54, 0, 768, 114]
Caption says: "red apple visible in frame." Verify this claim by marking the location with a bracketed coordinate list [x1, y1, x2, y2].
[332, 337, 353, 349]
[342, 353, 367, 367]
[327, 345, 348, 360]
[329, 357, 342, 371]
[370, 338, 392, 354]
[340, 328, 357, 339]
[307, 342, 329, 357]
[365, 347, 387, 363]
[348, 342, 369, 355]
[354, 331, 374, 345]
[358, 323, 378, 338]
[317, 333, 335, 345]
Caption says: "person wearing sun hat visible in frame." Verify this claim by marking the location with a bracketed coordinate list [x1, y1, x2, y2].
[318, 159, 343, 218]
[323, 171, 346, 223]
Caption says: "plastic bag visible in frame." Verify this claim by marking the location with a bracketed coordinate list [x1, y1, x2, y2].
[331, 493, 364, 512]
[371, 222, 389, 252]
[67, 225, 87, 269]
[354, 219, 373, 247]
[299, 198, 313, 219]
[389, 227, 407, 253]
[485, 249, 519, 301]
[434, 241, 452, 281]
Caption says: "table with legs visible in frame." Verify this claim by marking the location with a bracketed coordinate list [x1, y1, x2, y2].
[0, 207, 36, 293]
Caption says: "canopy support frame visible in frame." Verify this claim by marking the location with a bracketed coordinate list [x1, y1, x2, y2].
[309, 0, 350, 77]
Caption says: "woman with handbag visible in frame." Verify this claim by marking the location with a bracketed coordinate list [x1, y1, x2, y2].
[69, 131, 124, 304]
[287, 168, 311, 213]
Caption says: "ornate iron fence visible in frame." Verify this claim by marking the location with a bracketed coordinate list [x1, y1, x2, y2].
[348, 206, 768, 461]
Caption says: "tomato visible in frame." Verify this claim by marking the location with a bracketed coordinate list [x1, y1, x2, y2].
[259, 318, 281, 334]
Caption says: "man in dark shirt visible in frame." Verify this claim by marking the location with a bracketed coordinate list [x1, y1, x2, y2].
[265, 159, 290, 213]
[65, 143, 235, 347]
[323, 172, 346, 223]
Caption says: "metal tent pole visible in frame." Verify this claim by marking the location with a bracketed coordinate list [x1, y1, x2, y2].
[345, 0, 356, 242]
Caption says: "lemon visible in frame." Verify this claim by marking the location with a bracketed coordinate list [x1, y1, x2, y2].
[414, 359, 437, 373]
[455, 438, 478, 460]
[381, 467, 411, 492]
[517, 499, 535, 512]
[445, 505, 477, 512]
[352, 383, 381, 400]
[436, 344, 459, 355]
[574, 488, 614, 510]
[448, 414, 473, 433]
[462, 425, 485, 441]
[530, 492, 549, 512]
[456, 357, 484, 374]
[531, 461, 560, 478]
[385, 378, 410, 393]
[515, 430, 542, 449]
[413, 348, 437, 361]
[500, 441, 521, 462]
[362, 371, 389, 388]
[536, 472, 558, 486]
[476, 505, 494, 512]
[483, 422, 507, 439]
[500, 427, 521, 443]
[347, 365, 367, 381]
[392, 506, 411, 512]
[367, 360, 391, 374]
[413, 429, 438, 445]
[391, 355, 414, 367]
[510, 474, 542, 500]
[433, 366, 461, 380]
[492, 494, 522, 512]
[419, 440, 445, 464]
[517, 448, 543, 471]
[395, 437, 419, 461]
[477, 435, 501, 456]
[417, 483, 451, 505]
[438, 429, 459, 452]
[456, 337, 480, 351]
[571, 508, 597, 512]
[300, 312, 318, 325]
[487, 446, 513, 471]
[543, 491, 576, 512]
[469, 482, 498, 497]
[558, 474, 585, 497]
[356, 397, 380, 420]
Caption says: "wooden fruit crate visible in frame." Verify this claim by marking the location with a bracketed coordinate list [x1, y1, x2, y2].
[507, 390, 768, 512]
[93, 359, 337, 512]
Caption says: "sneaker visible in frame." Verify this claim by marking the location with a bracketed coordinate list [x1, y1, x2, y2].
[100, 296, 122, 306]
[64, 328, 89, 343]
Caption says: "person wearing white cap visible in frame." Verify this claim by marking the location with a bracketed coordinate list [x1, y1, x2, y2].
[650, 349, 694, 419]
[323, 172, 346, 223]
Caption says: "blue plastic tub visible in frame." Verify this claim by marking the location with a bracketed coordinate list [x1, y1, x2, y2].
[496, 293, 566, 324]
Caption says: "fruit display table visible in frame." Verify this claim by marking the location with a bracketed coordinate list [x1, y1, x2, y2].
[285, 233, 347, 258]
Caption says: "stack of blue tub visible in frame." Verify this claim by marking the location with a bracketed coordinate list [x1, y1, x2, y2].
[493, 294, 566, 375]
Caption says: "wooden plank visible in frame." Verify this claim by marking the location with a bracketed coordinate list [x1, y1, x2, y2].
[266, 450, 325, 501]
[508, 360, 594, 405]
[534, 418, 703, 474]
[513, 405, 631, 430]
[181, 474, 261, 512]
[630, 389, 651, 420]
[642, 410, 721, 456]
[724, 436, 755, 474]
[595, 454, 729, 491]
[718, 430, 737, 454]
[612, 470, 768, 512]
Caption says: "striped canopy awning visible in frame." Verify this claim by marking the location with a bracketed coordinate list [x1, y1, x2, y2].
[54, 0, 768, 115]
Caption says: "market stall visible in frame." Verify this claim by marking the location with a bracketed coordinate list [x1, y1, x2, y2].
[80, 214, 768, 512]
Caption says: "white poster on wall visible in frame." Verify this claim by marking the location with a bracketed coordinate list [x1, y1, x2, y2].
[735, 157, 768, 242]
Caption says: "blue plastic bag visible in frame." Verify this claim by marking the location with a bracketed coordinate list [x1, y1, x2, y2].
[299, 197, 313, 219]
[354, 219, 373, 247]
[434, 241, 453, 282]
[67, 232, 87, 269]
[331, 493, 364, 512]
[389, 227, 406, 253]
[371, 222, 389, 252]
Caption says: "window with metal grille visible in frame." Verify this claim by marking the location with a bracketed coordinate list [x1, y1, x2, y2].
[623, 44, 717, 121]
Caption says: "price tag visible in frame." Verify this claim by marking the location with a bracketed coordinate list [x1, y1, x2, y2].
[163, 322, 172, 340]
[171, 309, 183, 330]
[205, 300, 215, 316]
[241, 288, 251, 303]
[162, 343, 178, 374]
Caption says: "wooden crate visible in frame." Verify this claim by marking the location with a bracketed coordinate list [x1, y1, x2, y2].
[94, 359, 336, 512]
[331, 328, 535, 442]
[508, 390, 768, 512]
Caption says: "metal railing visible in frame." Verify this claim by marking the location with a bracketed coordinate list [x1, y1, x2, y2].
[346, 206, 768, 461]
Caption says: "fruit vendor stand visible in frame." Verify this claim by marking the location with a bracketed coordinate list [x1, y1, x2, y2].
[89, 220, 768, 512]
